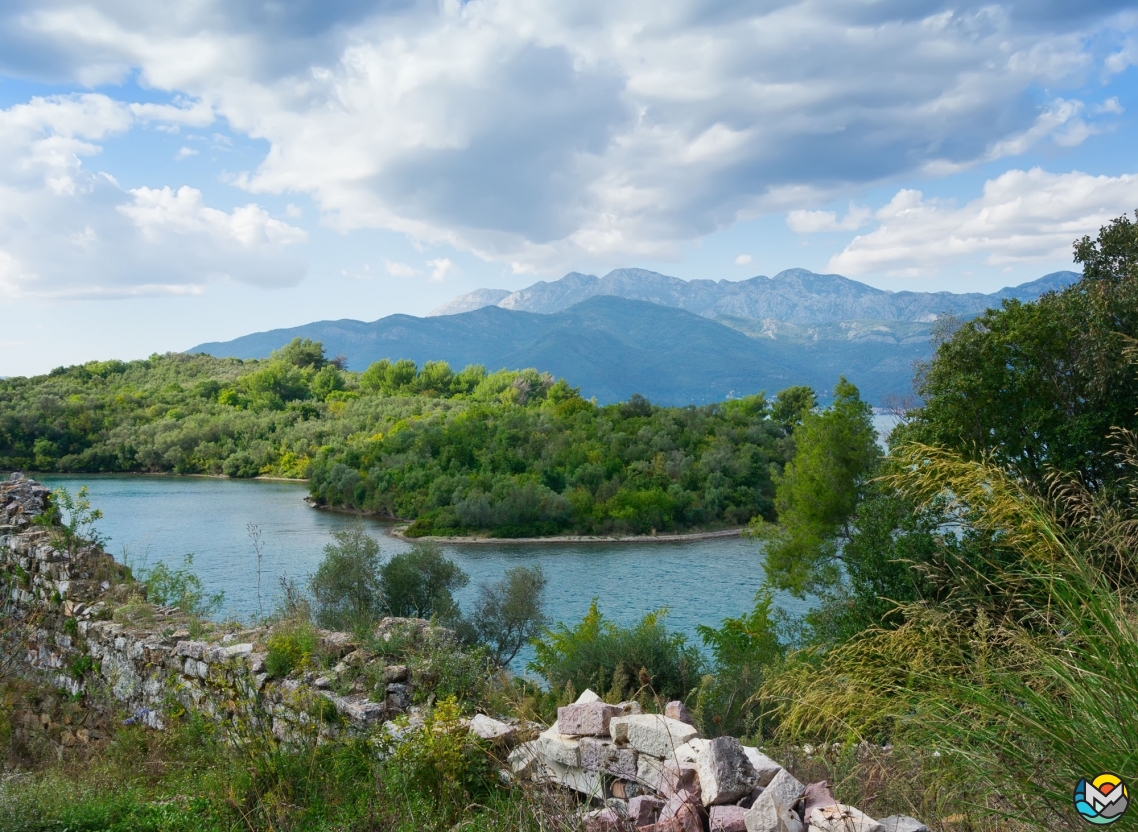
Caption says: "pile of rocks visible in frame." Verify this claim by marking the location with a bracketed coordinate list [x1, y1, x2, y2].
[508, 691, 928, 832]
[0, 472, 51, 528]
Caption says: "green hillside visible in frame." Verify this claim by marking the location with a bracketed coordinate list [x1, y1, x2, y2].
[0, 340, 815, 537]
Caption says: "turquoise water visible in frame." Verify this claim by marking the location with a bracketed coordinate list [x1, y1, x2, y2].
[39, 475, 800, 670]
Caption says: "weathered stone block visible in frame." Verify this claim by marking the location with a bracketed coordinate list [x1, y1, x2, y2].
[710, 804, 748, 832]
[535, 727, 581, 767]
[697, 736, 759, 806]
[742, 747, 783, 787]
[534, 758, 604, 797]
[743, 790, 804, 832]
[468, 713, 516, 743]
[762, 768, 805, 811]
[610, 714, 700, 758]
[660, 762, 701, 802]
[558, 701, 624, 736]
[174, 640, 207, 660]
[628, 794, 665, 826]
[385, 683, 411, 710]
[637, 753, 667, 792]
[805, 804, 881, 832]
[665, 700, 695, 726]
[802, 781, 837, 815]
[659, 791, 705, 832]
[580, 736, 638, 778]
[383, 664, 409, 683]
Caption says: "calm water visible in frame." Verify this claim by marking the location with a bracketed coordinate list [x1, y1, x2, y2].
[40, 475, 799, 670]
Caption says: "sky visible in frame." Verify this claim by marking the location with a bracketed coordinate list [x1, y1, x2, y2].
[1, 0, 1136, 377]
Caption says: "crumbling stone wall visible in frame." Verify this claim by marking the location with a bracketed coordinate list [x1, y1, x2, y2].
[0, 473, 414, 743]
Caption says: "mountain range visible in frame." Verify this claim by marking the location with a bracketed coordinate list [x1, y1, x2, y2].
[190, 268, 1080, 406]
[428, 267, 1077, 323]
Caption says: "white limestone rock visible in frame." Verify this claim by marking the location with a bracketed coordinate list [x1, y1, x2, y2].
[609, 713, 700, 758]
[744, 790, 805, 832]
[806, 804, 882, 832]
[536, 726, 582, 768]
[877, 817, 929, 832]
[697, 736, 759, 806]
[763, 768, 806, 810]
[468, 714, 517, 743]
[742, 746, 784, 787]
[637, 754, 667, 792]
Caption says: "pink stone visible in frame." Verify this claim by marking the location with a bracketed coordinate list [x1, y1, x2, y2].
[629, 795, 665, 827]
[584, 807, 624, 832]
[557, 702, 624, 736]
[580, 736, 638, 778]
[709, 804, 747, 832]
[803, 780, 838, 814]
[659, 796, 704, 832]
[664, 700, 694, 726]
[660, 762, 702, 802]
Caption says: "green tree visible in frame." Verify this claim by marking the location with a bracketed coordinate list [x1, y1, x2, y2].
[380, 544, 469, 621]
[468, 565, 549, 666]
[770, 385, 816, 431]
[310, 365, 345, 400]
[271, 337, 328, 370]
[753, 377, 880, 597]
[904, 211, 1138, 490]
[309, 526, 384, 630]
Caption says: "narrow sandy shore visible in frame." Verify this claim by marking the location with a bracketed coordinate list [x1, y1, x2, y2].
[385, 527, 746, 545]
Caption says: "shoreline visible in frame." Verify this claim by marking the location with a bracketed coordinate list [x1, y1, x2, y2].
[30, 471, 309, 484]
[386, 526, 746, 545]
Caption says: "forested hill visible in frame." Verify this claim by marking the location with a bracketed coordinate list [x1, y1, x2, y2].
[190, 296, 930, 405]
[0, 340, 821, 538]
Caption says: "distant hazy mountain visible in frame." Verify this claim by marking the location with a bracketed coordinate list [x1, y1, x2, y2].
[429, 267, 1080, 324]
[429, 288, 512, 316]
[192, 267, 1082, 406]
[189, 296, 932, 405]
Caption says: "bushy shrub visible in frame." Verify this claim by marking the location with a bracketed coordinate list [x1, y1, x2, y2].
[380, 544, 468, 621]
[388, 696, 496, 821]
[529, 601, 705, 702]
[264, 620, 319, 677]
[308, 526, 383, 630]
[407, 628, 492, 706]
[136, 554, 224, 618]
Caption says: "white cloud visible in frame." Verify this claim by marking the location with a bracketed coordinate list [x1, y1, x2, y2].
[0, 93, 306, 299]
[787, 205, 873, 234]
[119, 186, 306, 247]
[175, 146, 197, 160]
[1095, 97, 1125, 116]
[0, 2, 1132, 280]
[426, 258, 458, 283]
[384, 259, 422, 279]
[826, 168, 1138, 278]
[734, 254, 752, 266]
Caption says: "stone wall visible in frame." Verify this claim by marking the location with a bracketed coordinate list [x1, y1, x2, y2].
[0, 472, 419, 744]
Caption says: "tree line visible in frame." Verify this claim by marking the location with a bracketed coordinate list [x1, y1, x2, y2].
[0, 334, 817, 537]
